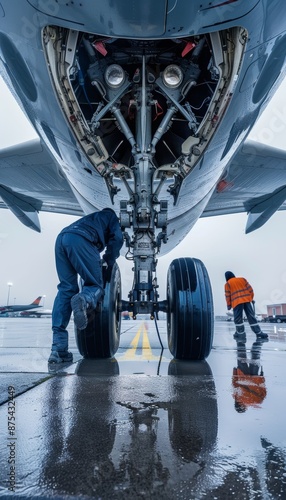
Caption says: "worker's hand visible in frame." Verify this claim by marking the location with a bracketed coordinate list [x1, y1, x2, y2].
[227, 306, 231, 310]
[102, 260, 113, 282]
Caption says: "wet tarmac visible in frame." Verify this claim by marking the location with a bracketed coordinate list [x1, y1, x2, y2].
[0, 317, 286, 499]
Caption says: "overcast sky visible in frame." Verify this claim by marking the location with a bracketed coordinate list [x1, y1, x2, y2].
[1, 76, 286, 315]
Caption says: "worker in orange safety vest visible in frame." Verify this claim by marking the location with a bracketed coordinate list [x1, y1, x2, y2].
[224, 271, 268, 340]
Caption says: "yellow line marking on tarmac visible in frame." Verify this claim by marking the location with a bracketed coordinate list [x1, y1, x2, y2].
[130, 325, 142, 349]
[121, 322, 159, 360]
[121, 323, 143, 360]
[142, 322, 157, 360]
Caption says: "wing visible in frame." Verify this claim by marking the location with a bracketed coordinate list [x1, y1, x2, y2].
[0, 138, 82, 231]
[202, 139, 286, 233]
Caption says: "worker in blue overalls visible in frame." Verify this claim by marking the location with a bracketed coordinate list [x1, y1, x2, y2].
[48, 208, 123, 363]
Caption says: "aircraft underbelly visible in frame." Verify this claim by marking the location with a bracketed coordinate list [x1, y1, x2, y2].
[26, 0, 259, 38]
[0, 1, 286, 249]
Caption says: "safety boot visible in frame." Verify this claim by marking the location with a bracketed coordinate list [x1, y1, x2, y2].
[48, 350, 73, 363]
[71, 293, 88, 330]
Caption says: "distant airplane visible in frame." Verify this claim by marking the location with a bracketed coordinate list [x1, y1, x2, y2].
[20, 308, 52, 318]
[1, 1, 286, 360]
[0, 296, 43, 315]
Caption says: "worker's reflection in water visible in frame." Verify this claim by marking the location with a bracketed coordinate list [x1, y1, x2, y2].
[232, 340, 267, 412]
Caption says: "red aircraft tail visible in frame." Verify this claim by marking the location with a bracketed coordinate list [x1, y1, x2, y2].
[31, 296, 42, 305]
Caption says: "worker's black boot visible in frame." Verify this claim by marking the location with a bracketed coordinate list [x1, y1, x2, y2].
[71, 293, 88, 330]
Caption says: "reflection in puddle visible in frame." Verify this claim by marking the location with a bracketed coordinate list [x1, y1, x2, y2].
[232, 340, 267, 412]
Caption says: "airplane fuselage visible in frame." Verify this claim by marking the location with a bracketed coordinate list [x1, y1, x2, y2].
[1, 1, 286, 333]
[0, 1, 285, 251]
[0, 305, 41, 314]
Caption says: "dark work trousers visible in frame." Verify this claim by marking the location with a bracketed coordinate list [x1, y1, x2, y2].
[233, 302, 262, 335]
[235, 341, 262, 376]
[51, 232, 103, 352]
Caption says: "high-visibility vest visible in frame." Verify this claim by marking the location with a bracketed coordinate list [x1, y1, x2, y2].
[225, 277, 254, 309]
[232, 368, 267, 409]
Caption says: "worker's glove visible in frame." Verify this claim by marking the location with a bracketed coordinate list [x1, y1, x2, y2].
[102, 260, 113, 282]
[227, 306, 231, 311]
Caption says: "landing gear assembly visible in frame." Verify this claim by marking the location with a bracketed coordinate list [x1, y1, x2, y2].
[70, 48, 216, 361]
[72, 50, 215, 359]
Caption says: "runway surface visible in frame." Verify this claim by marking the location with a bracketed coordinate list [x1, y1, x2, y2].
[0, 317, 286, 499]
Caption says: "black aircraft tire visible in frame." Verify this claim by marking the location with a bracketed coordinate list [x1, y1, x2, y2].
[75, 263, 122, 359]
[167, 257, 214, 360]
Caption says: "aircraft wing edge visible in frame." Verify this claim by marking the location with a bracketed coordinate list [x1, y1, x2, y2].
[0, 138, 83, 228]
[202, 139, 286, 230]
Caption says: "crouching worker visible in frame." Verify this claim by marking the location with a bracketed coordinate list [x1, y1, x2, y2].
[48, 208, 123, 364]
